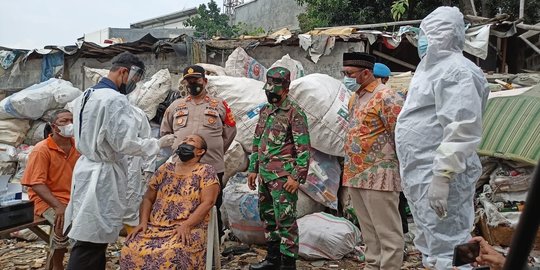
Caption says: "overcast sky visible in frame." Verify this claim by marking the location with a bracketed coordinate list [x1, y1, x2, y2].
[0, 0, 212, 49]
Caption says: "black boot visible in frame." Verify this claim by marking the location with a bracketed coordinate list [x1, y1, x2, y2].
[249, 242, 281, 270]
[280, 255, 296, 270]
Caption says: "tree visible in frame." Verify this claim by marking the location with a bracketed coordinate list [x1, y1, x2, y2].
[295, 0, 540, 31]
[184, 0, 238, 38]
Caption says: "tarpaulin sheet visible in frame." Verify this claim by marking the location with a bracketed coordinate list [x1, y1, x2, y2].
[478, 85, 540, 165]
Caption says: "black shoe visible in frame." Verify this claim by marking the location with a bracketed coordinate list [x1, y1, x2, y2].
[249, 242, 281, 270]
[280, 255, 296, 270]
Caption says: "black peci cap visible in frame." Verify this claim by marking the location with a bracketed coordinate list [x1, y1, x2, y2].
[343, 52, 376, 70]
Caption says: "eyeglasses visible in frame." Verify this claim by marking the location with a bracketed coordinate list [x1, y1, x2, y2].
[341, 69, 363, 78]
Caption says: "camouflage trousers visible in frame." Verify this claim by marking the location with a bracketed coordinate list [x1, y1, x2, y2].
[258, 176, 299, 258]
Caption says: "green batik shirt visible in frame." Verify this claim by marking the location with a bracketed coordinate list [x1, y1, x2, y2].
[248, 97, 311, 183]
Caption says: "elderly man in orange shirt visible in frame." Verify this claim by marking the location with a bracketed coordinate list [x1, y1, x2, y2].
[22, 109, 80, 270]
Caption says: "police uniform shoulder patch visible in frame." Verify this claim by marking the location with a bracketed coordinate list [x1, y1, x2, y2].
[223, 100, 236, 127]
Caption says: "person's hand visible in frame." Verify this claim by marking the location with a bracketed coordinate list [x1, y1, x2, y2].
[126, 223, 147, 242]
[248, 173, 258, 190]
[428, 175, 451, 218]
[53, 204, 66, 236]
[158, 134, 176, 148]
[470, 236, 505, 270]
[284, 176, 300, 193]
[173, 223, 193, 246]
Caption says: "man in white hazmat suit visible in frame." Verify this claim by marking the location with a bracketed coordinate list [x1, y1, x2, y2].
[64, 52, 175, 270]
[395, 7, 489, 269]
[123, 105, 157, 231]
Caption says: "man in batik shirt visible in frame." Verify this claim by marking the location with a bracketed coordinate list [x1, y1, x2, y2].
[247, 67, 310, 270]
[342, 52, 405, 269]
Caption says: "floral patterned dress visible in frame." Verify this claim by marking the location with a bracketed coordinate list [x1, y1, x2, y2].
[120, 162, 219, 270]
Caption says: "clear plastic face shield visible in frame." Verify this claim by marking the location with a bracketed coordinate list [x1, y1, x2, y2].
[120, 65, 145, 95]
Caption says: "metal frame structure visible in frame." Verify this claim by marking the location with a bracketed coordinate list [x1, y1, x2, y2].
[223, 0, 244, 16]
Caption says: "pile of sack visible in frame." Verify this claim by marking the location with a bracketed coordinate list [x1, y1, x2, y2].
[211, 50, 358, 257]
[0, 79, 82, 177]
[83, 67, 173, 120]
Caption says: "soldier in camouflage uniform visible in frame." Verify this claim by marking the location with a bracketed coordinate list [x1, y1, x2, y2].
[247, 67, 310, 270]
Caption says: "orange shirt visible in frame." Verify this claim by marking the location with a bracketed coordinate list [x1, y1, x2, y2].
[21, 136, 80, 216]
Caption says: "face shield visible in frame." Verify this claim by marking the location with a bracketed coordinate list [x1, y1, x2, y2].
[120, 65, 145, 95]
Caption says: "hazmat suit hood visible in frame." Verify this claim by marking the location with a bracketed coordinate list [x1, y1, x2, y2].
[420, 6, 465, 63]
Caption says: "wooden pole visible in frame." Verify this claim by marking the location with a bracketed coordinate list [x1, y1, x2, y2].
[314, 20, 422, 31]
[519, 0, 525, 19]
[501, 38, 508, 73]
[372, 50, 417, 70]
[516, 23, 540, 31]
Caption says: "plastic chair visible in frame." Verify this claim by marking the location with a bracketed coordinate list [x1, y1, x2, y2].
[206, 206, 221, 270]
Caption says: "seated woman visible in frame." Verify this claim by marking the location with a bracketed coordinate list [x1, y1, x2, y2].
[120, 134, 220, 270]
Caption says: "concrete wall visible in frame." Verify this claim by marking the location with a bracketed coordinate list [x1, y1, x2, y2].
[0, 58, 42, 91]
[232, 0, 306, 31]
[65, 52, 188, 91]
[1, 40, 365, 94]
[206, 41, 366, 79]
[136, 17, 195, 30]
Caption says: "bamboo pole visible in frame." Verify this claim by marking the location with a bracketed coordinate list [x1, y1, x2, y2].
[372, 50, 417, 70]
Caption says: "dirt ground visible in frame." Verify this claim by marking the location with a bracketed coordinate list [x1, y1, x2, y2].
[0, 236, 424, 270]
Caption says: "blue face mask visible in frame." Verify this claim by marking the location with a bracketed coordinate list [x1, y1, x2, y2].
[417, 35, 429, 59]
[343, 76, 360, 92]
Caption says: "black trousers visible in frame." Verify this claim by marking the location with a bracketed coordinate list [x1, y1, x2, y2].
[216, 172, 225, 238]
[398, 192, 409, 234]
[67, 241, 108, 270]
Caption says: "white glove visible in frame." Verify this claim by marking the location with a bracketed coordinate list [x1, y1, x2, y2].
[158, 134, 176, 148]
[428, 175, 451, 218]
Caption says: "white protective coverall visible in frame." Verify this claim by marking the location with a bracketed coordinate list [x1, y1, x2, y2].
[65, 81, 160, 243]
[395, 7, 489, 269]
[123, 105, 157, 227]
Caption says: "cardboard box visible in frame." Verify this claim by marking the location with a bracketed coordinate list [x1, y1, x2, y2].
[479, 213, 540, 250]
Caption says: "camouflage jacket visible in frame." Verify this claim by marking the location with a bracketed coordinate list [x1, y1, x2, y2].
[248, 97, 311, 183]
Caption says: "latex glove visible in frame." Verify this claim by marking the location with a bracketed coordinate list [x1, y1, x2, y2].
[158, 134, 176, 148]
[428, 175, 451, 218]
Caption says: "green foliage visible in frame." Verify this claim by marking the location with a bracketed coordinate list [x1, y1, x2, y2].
[474, 0, 540, 24]
[296, 0, 539, 32]
[391, 0, 409, 21]
[183, 0, 238, 38]
[184, 0, 269, 38]
[236, 22, 266, 36]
